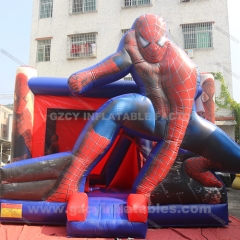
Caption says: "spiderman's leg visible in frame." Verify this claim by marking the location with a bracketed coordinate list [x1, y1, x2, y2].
[132, 140, 167, 201]
[46, 93, 156, 202]
[183, 157, 223, 187]
[181, 112, 240, 187]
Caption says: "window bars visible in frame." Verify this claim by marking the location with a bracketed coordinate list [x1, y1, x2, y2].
[70, 0, 96, 14]
[123, 75, 134, 81]
[68, 33, 97, 58]
[37, 39, 51, 62]
[124, 0, 151, 7]
[180, 0, 207, 2]
[182, 22, 213, 49]
[122, 29, 130, 36]
[1, 124, 7, 138]
[39, 0, 53, 19]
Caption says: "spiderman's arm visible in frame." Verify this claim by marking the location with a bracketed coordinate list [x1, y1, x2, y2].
[68, 46, 132, 94]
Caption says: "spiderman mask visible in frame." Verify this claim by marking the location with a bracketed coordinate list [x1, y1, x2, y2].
[134, 14, 169, 63]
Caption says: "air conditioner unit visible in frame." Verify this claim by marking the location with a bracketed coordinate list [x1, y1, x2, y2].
[185, 49, 194, 58]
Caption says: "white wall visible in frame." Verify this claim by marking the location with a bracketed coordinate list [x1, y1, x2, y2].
[219, 125, 235, 140]
[7, 114, 13, 142]
[29, 0, 233, 119]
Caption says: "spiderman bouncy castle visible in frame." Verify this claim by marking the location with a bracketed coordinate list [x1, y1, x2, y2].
[0, 14, 239, 238]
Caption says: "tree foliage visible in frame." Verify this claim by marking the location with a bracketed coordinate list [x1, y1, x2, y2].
[211, 72, 240, 143]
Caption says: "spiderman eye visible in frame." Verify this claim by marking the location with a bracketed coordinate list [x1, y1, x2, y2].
[139, 35, 150, 48]
[157, 36, 167, 47]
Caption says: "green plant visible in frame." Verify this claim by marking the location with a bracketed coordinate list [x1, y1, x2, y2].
[211, 72, 240, 143]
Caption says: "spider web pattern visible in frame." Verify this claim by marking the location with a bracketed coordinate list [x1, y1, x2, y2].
[13, 73, 33, 153]
[184, 157, 223, 187]
[201, 78, 215, 123]
[68, 52, 122, 93]
[135, 14, 168, 63]
[134, 42, 198, 195]
[46, 126, 110, 202]
[14, 73, 30, 114]
[14, 112, 32, 150]
[125, 30, 170, 119]
[53, 14, 215, 201]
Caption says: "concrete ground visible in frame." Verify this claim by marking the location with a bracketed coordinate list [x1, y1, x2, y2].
[226, 187, 240, 219]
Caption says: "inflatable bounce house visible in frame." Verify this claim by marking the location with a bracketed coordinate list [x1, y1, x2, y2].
[1, 14, 239, 238]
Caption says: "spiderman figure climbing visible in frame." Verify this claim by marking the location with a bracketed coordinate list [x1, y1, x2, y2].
[46, 14, 240, 202]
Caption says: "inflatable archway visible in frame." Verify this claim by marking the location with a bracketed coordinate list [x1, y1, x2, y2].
[1, 14, 239, 238]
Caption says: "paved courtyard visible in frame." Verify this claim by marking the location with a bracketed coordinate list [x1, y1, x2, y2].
[227, 187, 240, 219]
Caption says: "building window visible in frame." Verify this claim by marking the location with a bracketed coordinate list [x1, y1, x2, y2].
[68, 33, 97, 59]
[124, 0, 151, 7]
[182, 22, 213, 49]
[124, 74, 133, 81]
[122, 29, 130, 36]
[1, 124, 7, 138]
[181, 0, 206, 2]
[39, 0, 53, 19]
[36, 39, 51, 62]
[70, 0, 96, 14]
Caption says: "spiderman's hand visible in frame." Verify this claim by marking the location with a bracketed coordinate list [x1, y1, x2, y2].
[68, 71, 91, 93]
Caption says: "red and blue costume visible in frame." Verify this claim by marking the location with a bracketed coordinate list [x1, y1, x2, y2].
[46, 14, 240, 202]
[12, 73, 32, 161]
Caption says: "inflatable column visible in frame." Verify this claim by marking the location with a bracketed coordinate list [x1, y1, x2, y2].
[11, 66, 37, 162]
[196, 73, 215, 123]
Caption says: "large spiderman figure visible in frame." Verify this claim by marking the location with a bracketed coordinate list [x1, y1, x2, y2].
[46, 14, 240, 203]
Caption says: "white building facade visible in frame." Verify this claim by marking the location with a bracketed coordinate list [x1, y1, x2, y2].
[0, 105, 13, 141]
[29, 0, 235, 138]
[0, 105, 12, 164]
